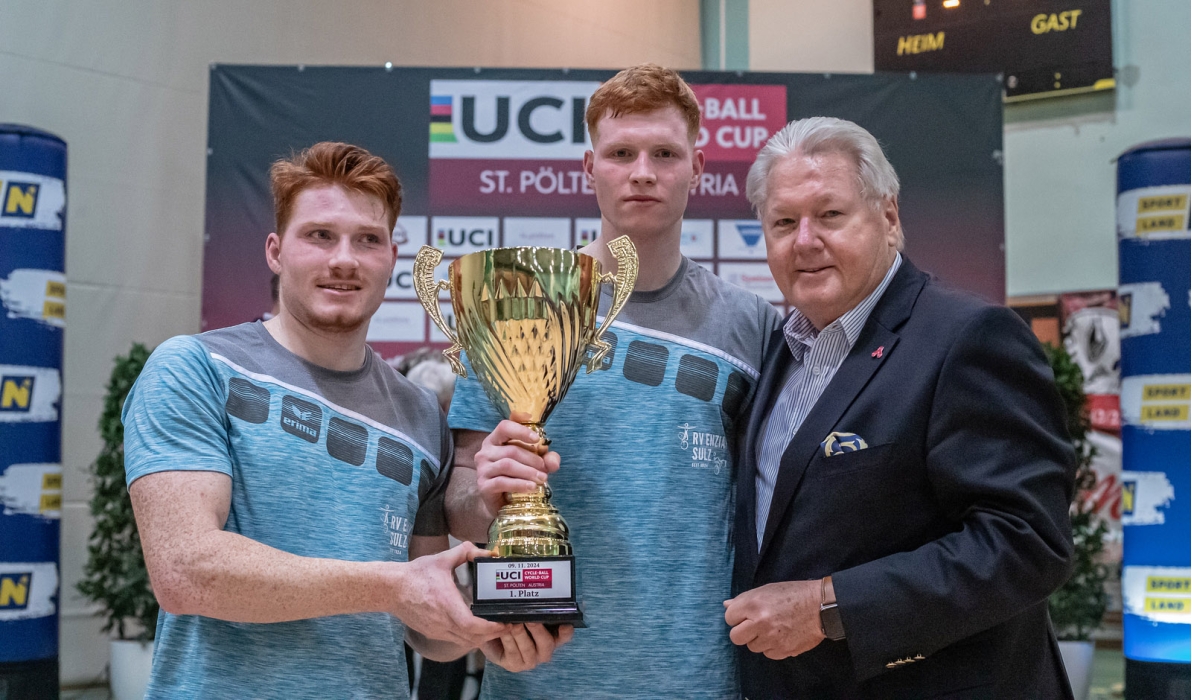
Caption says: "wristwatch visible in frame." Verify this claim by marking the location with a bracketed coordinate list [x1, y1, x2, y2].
[819, 576, 846, 641]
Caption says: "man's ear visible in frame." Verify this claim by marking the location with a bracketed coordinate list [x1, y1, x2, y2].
[582, 149, 595, 183]
[690, 149, 706, 189]
[265, 232, 283, 274]
[882, 197, 902, 248]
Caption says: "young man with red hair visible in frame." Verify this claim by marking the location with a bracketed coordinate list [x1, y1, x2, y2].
[124, 142, 554, 698]
[447, 65, 783, 697]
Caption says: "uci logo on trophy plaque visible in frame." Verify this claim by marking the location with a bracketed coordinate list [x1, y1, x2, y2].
[413, 237, 638, 626]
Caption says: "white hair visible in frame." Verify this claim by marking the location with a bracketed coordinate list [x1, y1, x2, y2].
[406, 359, 457, 410]
[745, 117, 903, 247]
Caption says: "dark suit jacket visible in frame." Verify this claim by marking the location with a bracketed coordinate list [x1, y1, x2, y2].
[734, 260, 1077, 700]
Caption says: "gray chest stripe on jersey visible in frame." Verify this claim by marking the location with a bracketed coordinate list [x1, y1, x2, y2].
[599, 317, 761, 380]
[210, 352, 440, 469]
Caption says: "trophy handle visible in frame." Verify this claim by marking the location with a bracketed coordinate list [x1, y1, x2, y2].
[413, 245, 467, 377]
[586, 235, 638, 373]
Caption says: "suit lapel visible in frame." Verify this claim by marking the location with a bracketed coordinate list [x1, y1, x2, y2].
[757, 260, 929, 562]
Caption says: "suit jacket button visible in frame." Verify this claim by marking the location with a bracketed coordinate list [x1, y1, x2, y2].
[886, 662, 897, 669]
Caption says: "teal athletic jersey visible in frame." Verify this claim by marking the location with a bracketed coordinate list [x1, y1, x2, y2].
[449, 258, 782, 699]
[122, 322, 452, 699]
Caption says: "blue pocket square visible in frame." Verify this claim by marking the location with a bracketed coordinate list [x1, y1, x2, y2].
[822, 432, 869, 457]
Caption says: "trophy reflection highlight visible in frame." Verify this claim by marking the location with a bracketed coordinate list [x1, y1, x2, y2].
[413, 237, 638, 625]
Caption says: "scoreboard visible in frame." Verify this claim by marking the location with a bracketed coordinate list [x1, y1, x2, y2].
[873, 0, 1114, 101]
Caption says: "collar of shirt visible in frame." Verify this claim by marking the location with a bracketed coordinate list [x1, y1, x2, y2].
[783, 253, 903, 360]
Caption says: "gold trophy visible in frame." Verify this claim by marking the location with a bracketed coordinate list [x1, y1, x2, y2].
[413, 237, 638, 625]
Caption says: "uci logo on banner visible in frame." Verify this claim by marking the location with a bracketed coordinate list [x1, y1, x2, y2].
[0, 171, 66, 230]
[429, 80, 601, 160]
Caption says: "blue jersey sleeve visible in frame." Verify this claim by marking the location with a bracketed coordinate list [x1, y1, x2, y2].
[445, 353, 505, 433]
[122, 335, 233, 486]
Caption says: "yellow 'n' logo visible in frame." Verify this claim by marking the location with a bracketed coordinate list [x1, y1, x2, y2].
[0, 376, 33, 411]
[4, 182, 39, 217]
[0, 574, 30, 609]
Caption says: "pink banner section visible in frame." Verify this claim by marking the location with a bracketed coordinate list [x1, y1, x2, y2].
[686, 161, 754, 218]
[430, 159, 597, 216]
[690, 84, 788, 162]
[429, 158, 754, 217]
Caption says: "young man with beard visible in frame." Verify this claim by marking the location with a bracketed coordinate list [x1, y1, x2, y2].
[446, 65, 783, 698]
[123, 142, 564, 698]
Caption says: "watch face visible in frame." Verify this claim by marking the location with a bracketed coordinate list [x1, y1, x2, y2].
[820, 604, 846, 641]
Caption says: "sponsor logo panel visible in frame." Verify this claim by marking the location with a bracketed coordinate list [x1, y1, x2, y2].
[0, 463, 62, 519]
[0, 269, 66, 328]
[1118, 281, 1170, 338]
[717, 220, 768, 259]
[0, 171, 66, 230]
[719, 262, 784, 303]
[0, 365, 61, 423]
[1123, 566, 1192, 625]
[575, 218, 601, 248]
[1120, 471, 1176, 526]
[680, 220, 714, 259]
[1118, 185, 1191, 241]
[394, 215, 428, 252]
[1121, 374, 1191, 429]
[430, 216, 500, 256]
[0, 562, 58, 621]
[366, 302, 428, 343]
[428, 80, 599, 160]
[503, 217, 571, 248]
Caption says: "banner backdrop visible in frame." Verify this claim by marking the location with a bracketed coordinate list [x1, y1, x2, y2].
[204, 66, 1004, 358]
[0, 125, 65, 692]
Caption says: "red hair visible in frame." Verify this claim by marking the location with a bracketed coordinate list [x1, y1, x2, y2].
[585, 64, 701, 143]
[270, 142, 402, 235]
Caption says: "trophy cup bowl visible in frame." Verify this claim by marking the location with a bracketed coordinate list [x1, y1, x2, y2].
[413, 237, 638, 625]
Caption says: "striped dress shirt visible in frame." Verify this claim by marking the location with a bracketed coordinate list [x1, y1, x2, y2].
[755, 254, 903, 548]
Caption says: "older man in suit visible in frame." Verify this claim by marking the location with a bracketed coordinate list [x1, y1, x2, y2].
[724, 117, 1078, 699]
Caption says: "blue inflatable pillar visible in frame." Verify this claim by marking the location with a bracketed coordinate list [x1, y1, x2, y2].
[1116, 138, 1191, 698]
[0, 125, 66, 698]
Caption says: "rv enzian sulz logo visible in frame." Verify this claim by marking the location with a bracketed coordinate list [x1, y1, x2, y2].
[0, 375, 34, 412]
[0, 573, 31, 610]
[3, 182, 39, 218]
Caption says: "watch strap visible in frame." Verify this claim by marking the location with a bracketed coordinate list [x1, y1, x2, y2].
[819, 576, 846, 641]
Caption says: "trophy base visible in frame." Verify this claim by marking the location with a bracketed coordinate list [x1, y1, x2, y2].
[470, 601, 586, 627]
[470, 555, 586, 628]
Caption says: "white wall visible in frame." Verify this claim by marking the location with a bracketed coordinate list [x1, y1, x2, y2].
[748, 0, 1191, 298]
[0, 0, 699, 686]
[749, 0, 873, 74]
[1003, 0, 1191, 295]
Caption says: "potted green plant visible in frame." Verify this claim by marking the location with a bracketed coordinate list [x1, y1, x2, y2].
[1044, 342, 1111, 700]
[77, 343, 158, 700]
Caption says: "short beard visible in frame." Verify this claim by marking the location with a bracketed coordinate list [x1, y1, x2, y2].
[284, 296, 371, 336]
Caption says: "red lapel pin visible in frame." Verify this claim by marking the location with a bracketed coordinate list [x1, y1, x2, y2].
[871, 346, 884, 359]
